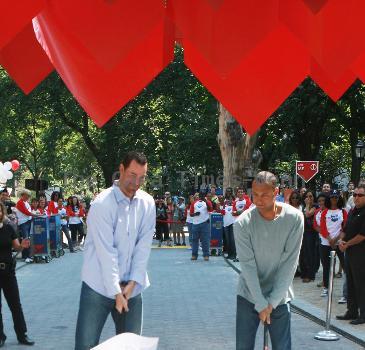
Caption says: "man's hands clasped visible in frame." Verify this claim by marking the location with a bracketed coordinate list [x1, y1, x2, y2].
[259, 304, 273, 324]
[115, 281, 136, 314]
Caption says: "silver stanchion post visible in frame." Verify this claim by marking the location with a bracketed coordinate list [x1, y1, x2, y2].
[315, 250, 340, 341]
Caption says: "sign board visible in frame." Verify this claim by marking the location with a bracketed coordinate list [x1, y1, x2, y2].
[296, 161, 319, 183]
[25, 179, 48, 192]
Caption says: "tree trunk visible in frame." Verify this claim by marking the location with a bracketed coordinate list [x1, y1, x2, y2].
[217, 104, 260, 190]
[349, 127, 361, 185]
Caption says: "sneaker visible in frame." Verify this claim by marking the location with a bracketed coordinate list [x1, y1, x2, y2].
[335, 272, 342, 278]
[25, 258, 33, 263]
[321, 288, 328, 297]
[338, 297, 347, 304]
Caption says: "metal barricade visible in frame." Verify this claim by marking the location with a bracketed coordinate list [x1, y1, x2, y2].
[315, 250, 340, 341]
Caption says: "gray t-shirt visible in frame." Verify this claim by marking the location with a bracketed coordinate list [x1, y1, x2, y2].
[233, 203, 304, 312]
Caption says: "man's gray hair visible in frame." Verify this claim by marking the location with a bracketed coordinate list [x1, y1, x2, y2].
[253, 171, 277, 189]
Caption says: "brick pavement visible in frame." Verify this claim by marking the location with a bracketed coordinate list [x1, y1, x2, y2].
[1, 249, 363, 349]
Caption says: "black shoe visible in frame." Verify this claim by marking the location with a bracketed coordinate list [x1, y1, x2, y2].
[0, 338, 5, 348]
[336, 312, 358, 321]
[227, 256, 235, 260]
[18, 335, 35, 346]
[350, 318, 365, 325]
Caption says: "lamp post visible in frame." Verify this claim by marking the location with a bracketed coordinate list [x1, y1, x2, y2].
[355, 140, 365, 185]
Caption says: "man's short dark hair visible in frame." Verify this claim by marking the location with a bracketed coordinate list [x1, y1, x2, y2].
[121, 151, 147, 169]
[254, 171, 277, 189]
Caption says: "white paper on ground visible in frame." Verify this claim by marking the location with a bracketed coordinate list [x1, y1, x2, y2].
[91, 333, 159, 350]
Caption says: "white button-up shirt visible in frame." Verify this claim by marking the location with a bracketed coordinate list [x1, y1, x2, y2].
[81, 181, 156, 299]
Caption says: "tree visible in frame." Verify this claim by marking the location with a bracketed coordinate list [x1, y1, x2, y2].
[336, 81, 365, 184]
[0, 46, 222, 194]
[218, 104, 260, 189]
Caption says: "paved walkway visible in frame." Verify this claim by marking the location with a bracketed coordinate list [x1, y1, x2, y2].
[2, 249, 363, 349]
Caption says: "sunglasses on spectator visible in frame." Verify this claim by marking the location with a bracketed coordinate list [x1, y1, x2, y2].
[353, 193, 365, 197]
[291, 197, 299, 200]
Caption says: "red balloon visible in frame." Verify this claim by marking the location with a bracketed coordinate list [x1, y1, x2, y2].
[11, 160, 20, 171]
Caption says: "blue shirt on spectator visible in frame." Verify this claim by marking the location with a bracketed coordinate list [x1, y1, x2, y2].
[82, 181, 156, 299]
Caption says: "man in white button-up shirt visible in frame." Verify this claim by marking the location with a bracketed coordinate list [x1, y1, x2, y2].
[75, 152, 156, 350]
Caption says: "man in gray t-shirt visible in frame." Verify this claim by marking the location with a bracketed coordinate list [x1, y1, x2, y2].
[233, 171, 304, 350]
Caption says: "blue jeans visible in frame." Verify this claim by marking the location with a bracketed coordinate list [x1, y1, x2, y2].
[18, 220, 32, 259]
[191, 220, 210, 257]
[61, 224, 74, 252]
[187, 222, 193, 245]
[75, 282, 143, 350]
[236, 295, 291, 350]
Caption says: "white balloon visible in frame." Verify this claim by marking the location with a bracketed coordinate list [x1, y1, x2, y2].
[4, 161, 12, 171]
[0, 175, 7, 183]
[6, 171, 13, 180]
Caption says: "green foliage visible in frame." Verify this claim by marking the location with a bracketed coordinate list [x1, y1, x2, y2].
[3, 47, 365, 194]
[0, 46, 221, 196]
[258, 78, 365, 188]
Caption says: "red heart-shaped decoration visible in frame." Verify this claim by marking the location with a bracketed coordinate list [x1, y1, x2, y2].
[34, 8, 174, 127]
[310, 58, 356, 101]
[280, 0, 365, 80]
[0, 0, 45, 50]
[301, 0, 329, 14]
[0, 22, 53, 94]
[45, 0, 166, 70]
[170, 0, 279, 78]
[184, 25, 309, 134]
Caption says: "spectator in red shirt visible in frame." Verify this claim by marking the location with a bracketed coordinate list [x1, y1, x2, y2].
[190, 192, 213, 261]
[67, 196, 85, 250]
[15, 189, 38, 262]
[47, 191, 61, 215]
